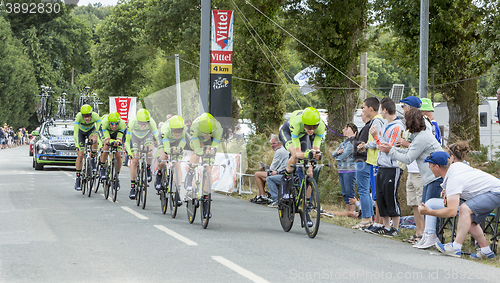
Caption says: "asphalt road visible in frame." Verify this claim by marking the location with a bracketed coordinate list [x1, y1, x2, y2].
[1, 146, 500, 282]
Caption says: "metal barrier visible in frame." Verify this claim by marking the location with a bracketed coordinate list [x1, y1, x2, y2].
[236, 173, 254, 195]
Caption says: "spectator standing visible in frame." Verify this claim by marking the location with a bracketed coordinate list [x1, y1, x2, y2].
[252, 134, 289, 205]
[420, 98, 442, 145]
[352, 97, 381, 229]
[333, 123, 358, 212]
[369, 97, 405, 236]
[378, 108, 443, 242]
[0, 128, 5, 149]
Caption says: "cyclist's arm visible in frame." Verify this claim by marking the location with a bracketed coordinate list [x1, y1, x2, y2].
[312, 122, 326, 149]
[125, 131, 132, 155]
[149, 118, 159, 143]
[211, 125, 223, 148]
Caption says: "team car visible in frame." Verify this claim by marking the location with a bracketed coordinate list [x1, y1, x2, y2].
[32, 120, 77, 170]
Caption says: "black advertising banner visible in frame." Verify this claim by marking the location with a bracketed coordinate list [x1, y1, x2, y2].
[210, 10, 233, 130]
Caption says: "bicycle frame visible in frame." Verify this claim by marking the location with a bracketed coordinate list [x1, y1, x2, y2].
[102, 146, 122, 202]
[135, 145, 152, 209]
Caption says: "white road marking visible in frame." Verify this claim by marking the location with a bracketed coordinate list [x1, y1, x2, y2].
[100, 194, 119, 203]
[121, 206, 148, 219]
[211, 256, 270, 283]
[154, 225, 198, 246]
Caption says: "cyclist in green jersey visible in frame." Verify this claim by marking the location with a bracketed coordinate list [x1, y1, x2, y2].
[125, 109, 159, 199]
[279, 107, 324, 197]
[184, 113, 222, 218]
[74, 104, 101, 191]
[98, 112, 126, 190]
[155, 116, 189, 205]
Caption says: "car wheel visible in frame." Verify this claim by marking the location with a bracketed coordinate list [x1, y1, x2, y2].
[34, 157, 44, 170]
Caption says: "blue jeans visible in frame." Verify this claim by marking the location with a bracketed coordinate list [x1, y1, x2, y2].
[339, 172, 356, 204]
[356, 162, 373, 219]
[370, 165, 378, 200]
[267, 174, 282, 203]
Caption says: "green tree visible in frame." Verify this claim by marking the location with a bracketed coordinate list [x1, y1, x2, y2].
[0, 17, 38, 130]
[373, 0, 500, 149]
[285, 0, 370, 142]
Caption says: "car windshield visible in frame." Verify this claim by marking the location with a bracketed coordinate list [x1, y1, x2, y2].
[43, 124, 73, 137]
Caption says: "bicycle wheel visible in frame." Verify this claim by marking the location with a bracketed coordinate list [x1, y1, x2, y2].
[141, 162, 147, 209]
[160, 169, 168, 214]
[104, 162, 111, 200]
[111, 158, 118, 202]
[278, 179, 294, 232]
[169, 166, 179, 218]
[37, 99, 44, 123]
[87, 158, 93, 197]
[81, 158, 87, 196]
[303, 175, 320, 238]
[187, 198, 197, 224]
[135, 164, 141, 206]
[201, 170, 211, 229]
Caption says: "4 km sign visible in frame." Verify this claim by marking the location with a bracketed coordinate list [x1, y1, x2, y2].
[210, 10, 234, 129]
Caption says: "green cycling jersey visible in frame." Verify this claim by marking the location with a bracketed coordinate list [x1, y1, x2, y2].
[288, 109, 325, 149]
[160, 122, 188, 153]
[125, 115, 158, 155]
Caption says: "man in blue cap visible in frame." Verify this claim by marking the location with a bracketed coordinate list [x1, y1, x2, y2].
[418, 151, 500, 259]
[400, 96, 422, 109]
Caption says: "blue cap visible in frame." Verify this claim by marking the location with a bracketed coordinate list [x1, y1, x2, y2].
[424, 151, 450, 166]
[400, 96, 422, 108]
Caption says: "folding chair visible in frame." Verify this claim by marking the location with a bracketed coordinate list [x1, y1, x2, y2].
[437, 215, 457, 244]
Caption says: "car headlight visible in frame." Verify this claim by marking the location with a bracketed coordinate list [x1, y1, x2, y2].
[38, 143, 55, 154]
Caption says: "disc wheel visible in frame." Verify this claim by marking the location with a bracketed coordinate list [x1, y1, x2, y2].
[141, 166, 147, 210]
[278, 179, 294, 232]
[169, 166, 179, 218]
[200, 170, 211, 229]
[303, 175, 321, 238]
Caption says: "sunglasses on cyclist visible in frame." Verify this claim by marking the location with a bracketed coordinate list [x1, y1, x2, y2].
[109, 122, 119, 126]
[304, 124, 318, 131]
[172, 128, 183, 134]
[82, 114, 92, 118]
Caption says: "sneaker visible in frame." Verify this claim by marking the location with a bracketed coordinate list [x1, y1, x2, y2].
[470, 250, 495, 259]
[413, 233, 428, 248]
[75, 177, 81, 191]
[383, 227, 400, 237]
[129, 188, 136, 199]
[249, 195, 259, 203]
[305, 213, 313, 227]
[364, 223, 384, 234]
[268, 201, 278, 208]
[255, 195, 269, 204]
[417, 233, 440, 249]
[147, 168, 152, 182]
[90, 157, 97, 172]
[435, 242, 462, 258]
[99, 166, 106, 180]
[155, 175, 162, 192]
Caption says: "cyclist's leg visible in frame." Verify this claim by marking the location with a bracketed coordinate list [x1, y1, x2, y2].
[155, 149, 167, 190]
[74, 129, 87, 190]
[100, 138, 110, 179]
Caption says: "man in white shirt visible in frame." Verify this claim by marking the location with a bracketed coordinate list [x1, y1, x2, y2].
[419, 151, 500, 259]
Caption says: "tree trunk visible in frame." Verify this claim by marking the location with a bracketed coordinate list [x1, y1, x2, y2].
[447, 78, 480, 150]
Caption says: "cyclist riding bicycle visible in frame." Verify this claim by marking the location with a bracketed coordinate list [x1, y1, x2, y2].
[74, 104, 101, 191]
[184, 113, 222, 218]
[98, 112, 126, 191]
[278, 107, 324, 199]
[125, 109, 158, 200]
[155, 116, 189, 205]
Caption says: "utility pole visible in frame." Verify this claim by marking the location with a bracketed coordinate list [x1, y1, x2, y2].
[419, 0, 429, 98]
[175, 54, 182, 117]
[199, 0, 211, 115]
[359, 52, 368, 102]
[71, 68, 74, 85]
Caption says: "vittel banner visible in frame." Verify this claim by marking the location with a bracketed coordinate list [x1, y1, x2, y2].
[210, 10, 234, 130]
[109, 97, 137, 123]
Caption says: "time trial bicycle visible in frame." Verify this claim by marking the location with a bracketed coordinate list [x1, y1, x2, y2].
[158, 147, 184, 218]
